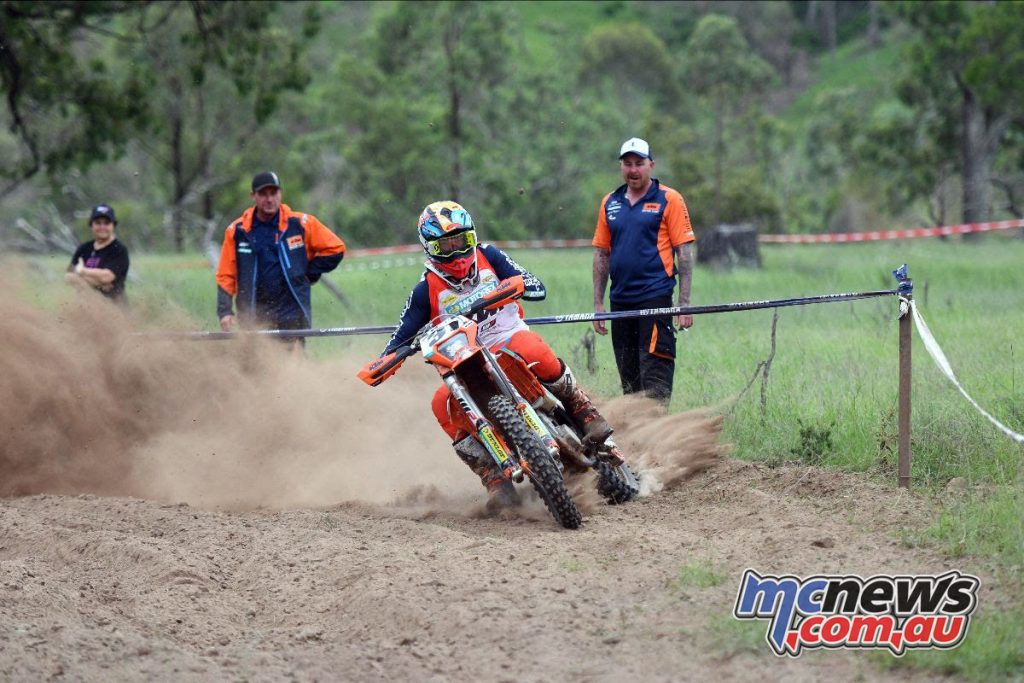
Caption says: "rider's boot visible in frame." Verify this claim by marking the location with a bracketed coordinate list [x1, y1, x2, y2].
[453, 435, 521, 512]
[544, 361, 613, 445]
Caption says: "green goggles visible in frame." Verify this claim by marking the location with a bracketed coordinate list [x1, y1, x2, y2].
[427, 230, 478, 259]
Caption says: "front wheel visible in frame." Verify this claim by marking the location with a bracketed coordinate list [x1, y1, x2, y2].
[488, 395, 582, 529]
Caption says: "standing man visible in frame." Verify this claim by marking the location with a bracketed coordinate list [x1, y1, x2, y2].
[592, 137, 695, 404]
[65, 203, 130, 302]
[216, 171, 346, 341]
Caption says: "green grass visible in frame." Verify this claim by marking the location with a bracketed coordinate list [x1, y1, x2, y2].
[782, 34, 907, 128]
[705, 614, 769, 659]
[922, 486, 1024, 568]
[875, 608, 1024, 682]
[559, 557, 585, 573]
[896, 485, 1024, 680]
[511, 1, 623, 66]
[673, 558, 726, 591]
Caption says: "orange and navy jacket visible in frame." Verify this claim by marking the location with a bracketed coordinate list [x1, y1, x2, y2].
[592, 179, 695, 304]
[383, 245, 545, 355]
[216, 203, 345, 325]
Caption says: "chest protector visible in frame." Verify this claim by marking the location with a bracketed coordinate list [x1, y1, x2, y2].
[426, 250, 527, 348]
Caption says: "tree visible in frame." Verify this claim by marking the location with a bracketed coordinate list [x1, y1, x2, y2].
[792, 1, 876, 54]
[0, 1, 148, 194]
[371, 1, 514, 203]
[853, 99, 956, 227]
[314, 50, 449, 246]
[313, 1, 517, 246]
[727, 2, 801, 88]
[578, 23, 679, 112]
[323, 1, 614, 245]
[128, 3, 317, 251]
[683, 14, 775, 227]
[897, 1, 1024, 225]
[0, 1, 317, 251]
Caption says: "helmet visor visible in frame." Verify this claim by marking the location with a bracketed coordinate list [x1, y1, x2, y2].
[426, 229, 477, 260]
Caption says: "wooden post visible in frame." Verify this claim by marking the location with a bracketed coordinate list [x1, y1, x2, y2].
[898, 295, 913, 489]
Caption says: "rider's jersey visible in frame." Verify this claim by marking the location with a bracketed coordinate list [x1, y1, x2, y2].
[383, 244, 546, 355]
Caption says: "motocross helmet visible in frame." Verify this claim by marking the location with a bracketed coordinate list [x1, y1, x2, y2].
[418, 200, 480, 289]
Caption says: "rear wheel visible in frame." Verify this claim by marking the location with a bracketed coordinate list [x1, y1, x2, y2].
[488, 395, 582, 529]
[596, 460, 640, 504]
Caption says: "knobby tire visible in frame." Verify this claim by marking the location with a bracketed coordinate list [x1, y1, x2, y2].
[487, 395, 582, 530]
[595, 460, 640, 504]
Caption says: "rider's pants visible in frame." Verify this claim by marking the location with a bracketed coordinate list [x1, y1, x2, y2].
[431, 330, 561, 440]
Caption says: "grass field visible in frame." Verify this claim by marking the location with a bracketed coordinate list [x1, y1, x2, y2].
[14, 235, 1024, 677]
[22, 236, 1023, 489]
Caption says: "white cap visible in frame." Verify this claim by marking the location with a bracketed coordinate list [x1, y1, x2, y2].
[619, 137, 652, 160]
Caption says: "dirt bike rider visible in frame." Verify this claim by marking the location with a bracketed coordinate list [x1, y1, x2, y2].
[382, 201, 613, 510]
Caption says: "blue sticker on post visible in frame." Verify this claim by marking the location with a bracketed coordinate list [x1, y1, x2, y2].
[892, 264, 913, 295]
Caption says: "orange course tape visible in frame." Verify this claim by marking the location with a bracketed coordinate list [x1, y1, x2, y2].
[346, 219, 1024, 257]
[758, 219, 1024, 243]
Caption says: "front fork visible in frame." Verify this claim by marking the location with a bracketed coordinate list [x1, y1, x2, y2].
[442, 373, 524, 483]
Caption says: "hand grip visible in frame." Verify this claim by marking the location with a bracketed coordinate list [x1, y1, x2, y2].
[357, 346, 413, 386]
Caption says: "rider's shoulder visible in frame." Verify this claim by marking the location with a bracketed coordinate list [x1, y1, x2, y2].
[477, 242, 504, 263]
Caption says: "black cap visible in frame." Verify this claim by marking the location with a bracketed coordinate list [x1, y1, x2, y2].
[251, 171, 282, 193]
[89, 204, 117, 223]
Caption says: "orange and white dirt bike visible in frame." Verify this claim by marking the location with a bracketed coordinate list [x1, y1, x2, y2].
[357, 275, 639, 529]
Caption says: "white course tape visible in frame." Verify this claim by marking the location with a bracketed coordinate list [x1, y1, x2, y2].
[346, 255, 421, 271]
[909, 299, 1024, 444]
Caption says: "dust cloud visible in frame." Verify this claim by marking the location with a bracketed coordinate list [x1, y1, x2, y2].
[600, 395, 730, 496]
[0, 273, 467, 508]
[1, 272, 726, 513]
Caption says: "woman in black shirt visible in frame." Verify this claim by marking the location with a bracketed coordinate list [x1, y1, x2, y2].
[65, 203, 130, 301]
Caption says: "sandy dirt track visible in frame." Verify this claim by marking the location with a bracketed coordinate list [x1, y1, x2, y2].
[2, 459, 978, 682]
[0, 280, 987, 681]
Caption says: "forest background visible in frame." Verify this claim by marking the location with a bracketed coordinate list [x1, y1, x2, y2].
[2, 0, 1024, 253]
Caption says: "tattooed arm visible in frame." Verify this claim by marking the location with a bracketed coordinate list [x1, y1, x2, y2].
[675, 242, 694, 330]
[592, 247, 610, 335]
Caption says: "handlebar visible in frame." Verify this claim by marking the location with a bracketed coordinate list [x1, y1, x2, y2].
[357, 344, 415, 386]
[356, 275, 526, 387]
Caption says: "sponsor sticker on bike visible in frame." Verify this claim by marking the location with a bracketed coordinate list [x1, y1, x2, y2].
[733, 569, 979, 656]
[478, 425, 511, 465]
[520, 406, 544, 435]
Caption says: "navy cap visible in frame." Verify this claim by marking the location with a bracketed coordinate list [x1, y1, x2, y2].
[89, 204, 117, 223]
[251, 171, 282, 192]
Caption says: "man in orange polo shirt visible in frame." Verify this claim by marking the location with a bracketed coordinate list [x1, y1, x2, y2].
[592, 137, 696, 404]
